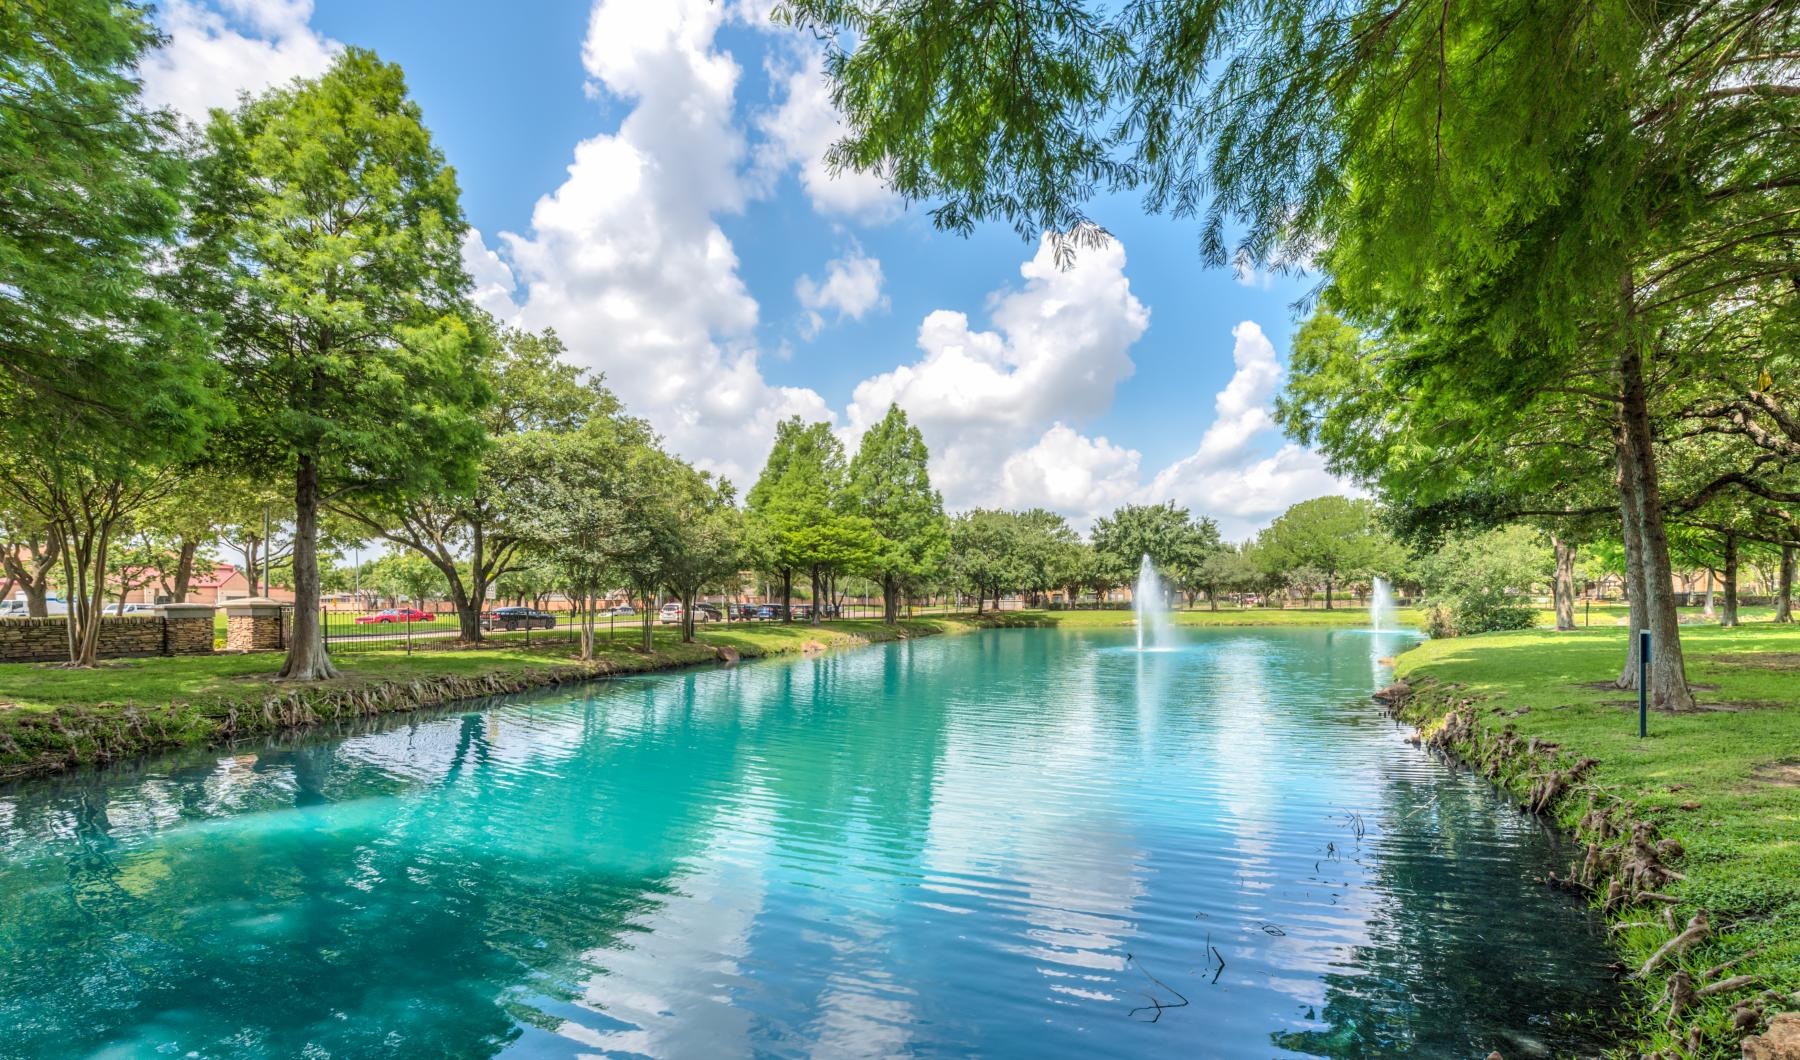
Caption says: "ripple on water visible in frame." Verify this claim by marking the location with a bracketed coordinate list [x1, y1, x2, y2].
[0, 626, 1615, 1058]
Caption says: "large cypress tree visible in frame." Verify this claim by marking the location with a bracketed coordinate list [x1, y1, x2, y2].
[846, 404, 946, 623]
[184, 49, 487, 680]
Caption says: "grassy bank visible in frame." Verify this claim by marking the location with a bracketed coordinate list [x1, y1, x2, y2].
[1390, 624, 1800, 1057]
[0, 616, 985, 781]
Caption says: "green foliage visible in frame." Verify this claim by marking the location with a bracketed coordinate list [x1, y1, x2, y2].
[1417, 526, 1550, 637]
[363, 550, 450, 605]
[1255, 497, 1402, 607]
[845, 404, 948, 618]
[0, 0, 215, 442]
[184, 48, 488, 677]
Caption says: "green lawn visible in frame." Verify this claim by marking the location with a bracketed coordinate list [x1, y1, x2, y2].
[1393, 623, 1800, 1057]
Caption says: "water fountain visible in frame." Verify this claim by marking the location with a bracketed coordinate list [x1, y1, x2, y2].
[1371, 576, 1396, 631]
[1134, 554, 1173, 651]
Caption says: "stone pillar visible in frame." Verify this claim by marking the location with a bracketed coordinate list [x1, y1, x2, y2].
[223, 597, 286, 652]
[156, 603, 217, 655]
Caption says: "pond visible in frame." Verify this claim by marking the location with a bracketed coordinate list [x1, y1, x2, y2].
[0, 627, 1619, 1057]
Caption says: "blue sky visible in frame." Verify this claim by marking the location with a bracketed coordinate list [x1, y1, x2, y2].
[138, 0, 1346, 538]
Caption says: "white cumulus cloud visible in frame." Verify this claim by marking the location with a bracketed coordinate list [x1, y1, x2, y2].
[140, 0, 341, 121]
[998, 425, 1142, 521]
[795, 248, 887, 338]
[844, 235, 1149, 511]
[754, 45, 901, 221]
[489, 0, 831, 487]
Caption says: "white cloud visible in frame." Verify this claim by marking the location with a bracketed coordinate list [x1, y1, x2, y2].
[1186, 321, 1281, 468]
[1145, 443, 1349, 541]
[754, 45, 901, 221]
[795, 248, 887, 338]
[495, 0, 831, 487]
[140, 0, 340, 121]
[844, 235, 1149, 511]
[998, 425, 1142, 524]
[461, 230, 521, 321]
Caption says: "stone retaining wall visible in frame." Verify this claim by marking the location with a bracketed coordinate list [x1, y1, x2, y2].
[0, 609, 217, 664]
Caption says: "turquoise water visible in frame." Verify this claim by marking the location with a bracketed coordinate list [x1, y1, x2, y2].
[0, 628, 1618, 1057]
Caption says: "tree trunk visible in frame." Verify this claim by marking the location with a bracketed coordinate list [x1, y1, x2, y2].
[1324, 577, 1334, 610]
[278, 454, 339, 680]
[640, 594, 654, 652]
[1553, 536, 1576, 631]
[1720, 532, 1739, 628]
[1209, 589, 1219, 611]
[173, 539, 198, 602]
[3, 532, 60, 616]
[1777, 545, 1796, 623]
[882, 572, 898, 624]
[809, 566, 822, 626]
[682, 589, 696, 643]
[23, 579, 48, 616]
[244, 537, 263, 597]
[1702, 568, 1715, 618]
[780, 568, 793, 623]
[1614, 415, 1648, 688]
[578, 590, 594, 660]
[1615, 332, 1692, 710]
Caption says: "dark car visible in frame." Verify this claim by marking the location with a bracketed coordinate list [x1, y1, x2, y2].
[753, 604, 783, 620]
[483, 607, 556, 631]
[694, 603, 724, 622]
[731, 603, 759, 620]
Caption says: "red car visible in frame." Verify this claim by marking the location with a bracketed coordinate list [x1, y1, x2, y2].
[354, 608, 437, 624]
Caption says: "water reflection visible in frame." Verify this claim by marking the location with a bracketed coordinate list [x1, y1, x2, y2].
[0, 627, 1616, 1058]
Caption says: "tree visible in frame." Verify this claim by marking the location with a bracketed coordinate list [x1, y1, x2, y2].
[949, 510, 1019, 613]
[0, 502, 60, 616]
[1091, 502, 1217, 608]
[184, 49, 488, 680]
[362, 550, 449, 608]
[778, 0, 1800, 723]
[0, 0, 192, 432]
[1010, 509, 1081, 607]
[1417, 526, 1551, 638]
[1256, 497, 1399, 610]
[0, 442, 196, 665]
[661, 468, 743, 643]
[336, 324, 607, 643]
[1196, 544, 1258, 611]
[747, 418, 872, 624]
[845, 404, 948, 623]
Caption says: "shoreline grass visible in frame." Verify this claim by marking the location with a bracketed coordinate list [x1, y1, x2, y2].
[1392, 623, 1800, 1057]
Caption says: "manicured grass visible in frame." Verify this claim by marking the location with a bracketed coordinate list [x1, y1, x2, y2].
[1393, 623, 1800, 1056]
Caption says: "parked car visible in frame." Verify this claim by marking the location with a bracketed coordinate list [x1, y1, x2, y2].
[792, 604, 813, 621]
[4, 597, 71, 616]
[658, 602, 684, 624]
[731, 603, 760, 621]
[483, 607, 556, 631]
[694, 603, 723, 622]
[354, 608, 436, 625]
[753, 604, 783, 620]
[602, 604, 636, 617]
[116, 604, 157, 615]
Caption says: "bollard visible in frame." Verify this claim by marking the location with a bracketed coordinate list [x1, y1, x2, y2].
[1638, 628, 1650, 738]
